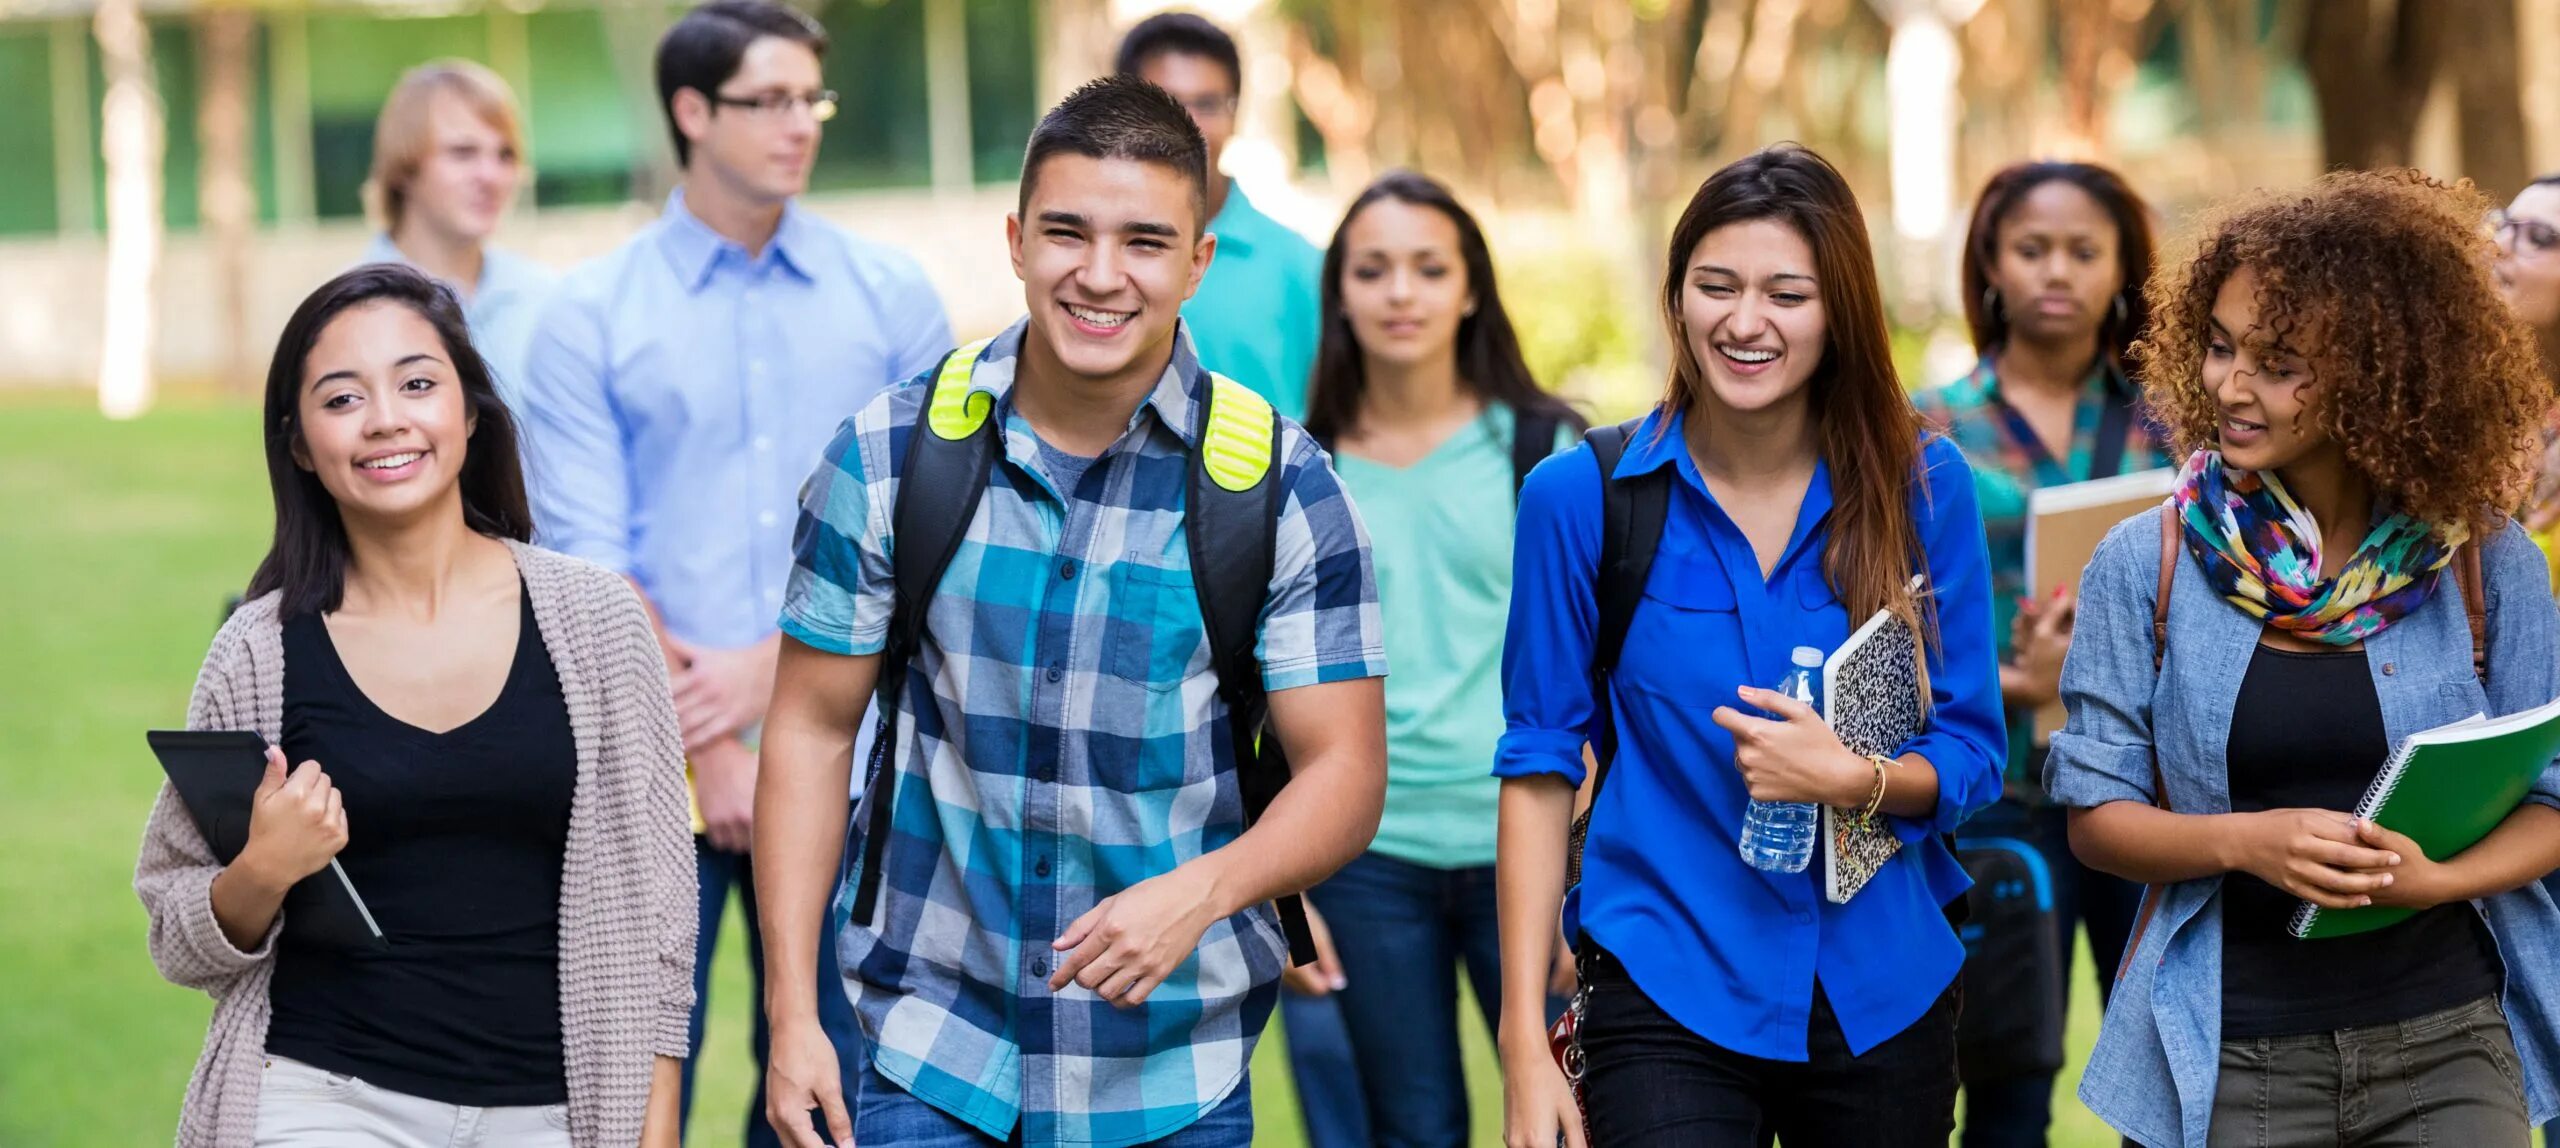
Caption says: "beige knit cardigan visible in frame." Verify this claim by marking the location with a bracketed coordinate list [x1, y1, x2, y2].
[135, 541, 697, 1147]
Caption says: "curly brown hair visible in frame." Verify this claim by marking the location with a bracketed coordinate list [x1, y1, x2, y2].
[2134, 169, 2546, 537]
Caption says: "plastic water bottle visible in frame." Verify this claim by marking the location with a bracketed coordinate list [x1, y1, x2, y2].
[1738, 645, 1825, 874]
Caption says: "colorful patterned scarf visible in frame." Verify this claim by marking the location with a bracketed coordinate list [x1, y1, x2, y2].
[2170, 449, 2462, 645]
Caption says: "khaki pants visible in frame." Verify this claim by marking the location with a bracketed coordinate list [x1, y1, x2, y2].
[253, 1056, 572, 1148]
[2208, 996, 2532, 1148]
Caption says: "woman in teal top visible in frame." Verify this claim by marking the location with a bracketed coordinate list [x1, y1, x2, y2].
[1297, 171, 1580, 1148]
[1910, 161, 2171, 1148]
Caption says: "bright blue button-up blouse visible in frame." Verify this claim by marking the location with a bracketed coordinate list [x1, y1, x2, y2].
[1497, 407, 2006, 1059]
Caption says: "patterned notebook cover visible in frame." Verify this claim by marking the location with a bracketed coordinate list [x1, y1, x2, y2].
[1821, 581, 1926, 904]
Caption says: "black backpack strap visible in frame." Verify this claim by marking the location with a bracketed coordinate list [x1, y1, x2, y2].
[1571, 417, 1669, 884]
[1185, 375, 1316, 967]
[853, 343, 998, 927]
[1512, 406, 1562, 500]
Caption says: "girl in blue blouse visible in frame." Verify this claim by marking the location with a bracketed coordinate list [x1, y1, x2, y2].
[2050, 171, 2560, 1148]
[1493, 144, 2005, 1148]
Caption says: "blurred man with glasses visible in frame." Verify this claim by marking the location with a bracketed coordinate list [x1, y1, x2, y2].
[518, 2, 950, 1142]
[1118, 12, 1325, 422]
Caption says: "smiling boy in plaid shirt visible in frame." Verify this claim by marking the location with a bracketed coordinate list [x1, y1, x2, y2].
[747, 76, 1389, 1148]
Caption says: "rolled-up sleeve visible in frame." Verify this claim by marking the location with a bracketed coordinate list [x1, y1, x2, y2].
[517, 288, 633, 572]
[779, 401, 895, 657]
[2044, 516, 2166, 809]
[2480, 523, 2560, 810]
[1888, 440, 2006, 838]
[1495, 445, 1605, 787]
[1258, 436, 1387, 692]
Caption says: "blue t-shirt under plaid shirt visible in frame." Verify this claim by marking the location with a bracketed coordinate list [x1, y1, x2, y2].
[778, 318, 1387, 1147]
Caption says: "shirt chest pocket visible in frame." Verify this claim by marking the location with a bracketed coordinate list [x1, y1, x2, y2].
[1618, 550, 1740, 699]
[1107, 556, 1209, 692]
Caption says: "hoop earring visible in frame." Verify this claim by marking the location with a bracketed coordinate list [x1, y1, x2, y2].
[2111, 293, 2130, 327]
[1981, 286, 2006, 323]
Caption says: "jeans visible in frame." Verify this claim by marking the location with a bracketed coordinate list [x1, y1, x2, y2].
[1279, 991, 1371, 1148]
[2207, 996, 2529, 1147]
[253, 1056, 570, 1147]
[853, 1061, 1253, 1147]
[1957, 793, 2147, 1148]
[681, 838, 865, 1147]
[1577, 947, 1959, 1148]
[1303, 851, 1556, 1148]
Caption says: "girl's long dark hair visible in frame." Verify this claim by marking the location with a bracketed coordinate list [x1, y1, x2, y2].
[247, 264, 534, 618]
[1304, 170, 1580, 442]
[1959, 160, 2156, 368]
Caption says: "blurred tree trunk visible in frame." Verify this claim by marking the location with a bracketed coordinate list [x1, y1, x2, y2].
[2453, 0, 2528, 197]
[95, 0, 161, 419]
[2302, 0, 2443, 171]
[2054, 0, 2164, 155]
[198, 6, 256, 396]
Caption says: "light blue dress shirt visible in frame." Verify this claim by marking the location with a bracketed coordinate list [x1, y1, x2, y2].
[1182, 184, 1322, 421]
[359, 233, 557, 411]
[516, 190, 952, 650]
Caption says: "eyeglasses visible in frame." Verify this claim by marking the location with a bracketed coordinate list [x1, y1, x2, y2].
[2491, 209, 2560, 256]
[710, 88, 839, 123]
[1175, 94, 1238, 121]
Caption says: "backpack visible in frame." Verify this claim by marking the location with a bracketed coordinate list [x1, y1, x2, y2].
[1565, 418, 1674, 886]
[850, 340, 1316, 967]
[1951, 835, 2065, 1080]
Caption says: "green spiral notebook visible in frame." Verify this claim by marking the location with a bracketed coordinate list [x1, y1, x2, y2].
[2289, 693, 2560, 940]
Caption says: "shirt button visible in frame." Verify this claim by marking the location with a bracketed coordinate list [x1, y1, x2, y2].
[1030, 957, 1049, 978]
[754, 436, 772, 452]
[1060, 560, 1078, 581]
[2382, 662, 2397, 676]
[1035, 857, 1051, 878]
[750, 359, 769, 376]
[1795, 910, 1814, 925]
[759, 511, 779, 528]
[1046, 664, 1064, 683]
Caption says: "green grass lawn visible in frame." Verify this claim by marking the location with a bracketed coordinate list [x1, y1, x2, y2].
[7, 393, 2500, 1147]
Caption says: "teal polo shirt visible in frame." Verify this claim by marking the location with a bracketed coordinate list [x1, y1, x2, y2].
[1185, 183, 1323, 420]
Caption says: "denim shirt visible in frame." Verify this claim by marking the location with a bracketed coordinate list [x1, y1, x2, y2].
[2046, 514, 2560, 1147]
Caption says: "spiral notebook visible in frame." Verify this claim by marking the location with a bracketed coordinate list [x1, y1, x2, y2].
[1820, 577, 1929, 904]
[2288, 693, 2560, 939]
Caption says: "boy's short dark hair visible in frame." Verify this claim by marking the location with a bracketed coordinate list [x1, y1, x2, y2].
[655, 0, 829, 167]
[1112, 11, 1240, 97]
[1018, 75, 1210, 231]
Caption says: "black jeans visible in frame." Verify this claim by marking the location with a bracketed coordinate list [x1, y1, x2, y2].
[1577, 948, 1959, 1148]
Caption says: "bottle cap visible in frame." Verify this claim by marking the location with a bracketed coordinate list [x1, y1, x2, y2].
[1791, 645, 1824, 668]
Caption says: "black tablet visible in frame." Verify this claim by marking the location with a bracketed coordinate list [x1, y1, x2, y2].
[145, 730, 385, 951]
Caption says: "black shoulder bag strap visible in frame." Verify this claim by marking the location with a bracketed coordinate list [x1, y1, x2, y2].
[1512, 406, 1564, 498]
[1185, 380, 1317, 966]
[1566, 417, 1670, 886]
[852, 345, 999, 928]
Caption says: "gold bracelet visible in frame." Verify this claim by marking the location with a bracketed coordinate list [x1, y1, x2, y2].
[1856, 753, 1894, 827]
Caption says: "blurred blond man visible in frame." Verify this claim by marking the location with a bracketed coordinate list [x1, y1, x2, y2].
[360, 60, 556, 406]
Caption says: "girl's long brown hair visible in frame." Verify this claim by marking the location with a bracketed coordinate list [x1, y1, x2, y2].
[1659, 144, 1936, 682]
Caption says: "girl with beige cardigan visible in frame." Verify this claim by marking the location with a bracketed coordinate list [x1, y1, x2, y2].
[136, 264, 695, 1147]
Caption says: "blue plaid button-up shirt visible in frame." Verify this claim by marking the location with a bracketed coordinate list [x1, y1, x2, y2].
[778, 318, 1387, 1147]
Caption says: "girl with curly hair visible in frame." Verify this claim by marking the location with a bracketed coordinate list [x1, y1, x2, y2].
[2048, 169, 2560, 1148]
